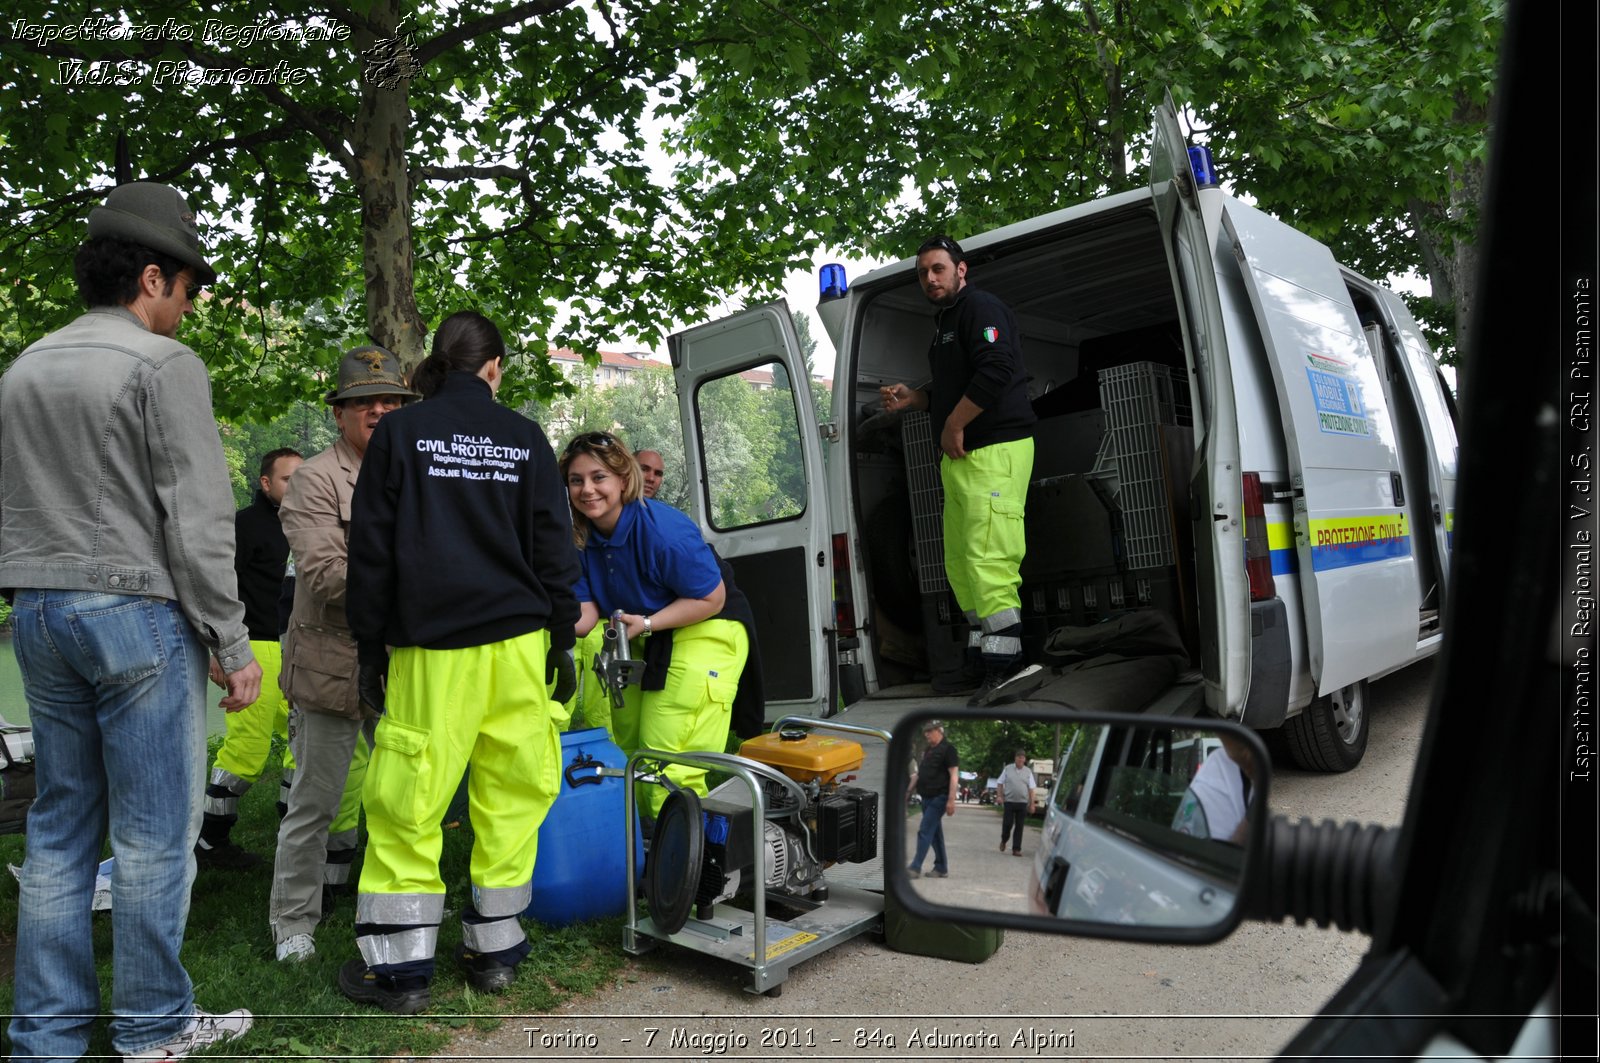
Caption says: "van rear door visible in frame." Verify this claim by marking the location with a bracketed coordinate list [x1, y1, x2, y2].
[1149, 95, 1251, 718]
[668, 302, 832, 717]
[1370, 287, 1459, 598]
[1222, 203, 1422, 693]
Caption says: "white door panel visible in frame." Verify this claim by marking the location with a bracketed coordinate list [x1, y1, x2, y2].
[668, 302, 831, 714]
[1223, 202, 1420, 693]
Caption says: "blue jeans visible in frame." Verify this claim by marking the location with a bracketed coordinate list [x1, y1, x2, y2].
[910, 794, 949, 873]
[7, 590, 208, 1059]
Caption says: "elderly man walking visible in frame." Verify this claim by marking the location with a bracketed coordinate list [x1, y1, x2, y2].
[0, 182, 260, 1060]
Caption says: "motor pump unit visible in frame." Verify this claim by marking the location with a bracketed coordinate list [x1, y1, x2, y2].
[625, 718, 892, 996]
[648, 728, 879, 929]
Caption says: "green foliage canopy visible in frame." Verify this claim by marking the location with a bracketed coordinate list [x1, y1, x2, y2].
[1, 0, 1497, 430]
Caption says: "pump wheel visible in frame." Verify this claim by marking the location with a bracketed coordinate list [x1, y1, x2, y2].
[1282, 679, 1369, 772]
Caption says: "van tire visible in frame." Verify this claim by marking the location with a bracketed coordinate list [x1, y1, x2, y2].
[1282, 680, 1368, 772]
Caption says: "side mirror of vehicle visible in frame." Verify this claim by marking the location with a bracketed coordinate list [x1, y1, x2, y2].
[887, 708, 1269, 944]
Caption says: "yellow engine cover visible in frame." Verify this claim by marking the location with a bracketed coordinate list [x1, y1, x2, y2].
[739, 730, 864, 785]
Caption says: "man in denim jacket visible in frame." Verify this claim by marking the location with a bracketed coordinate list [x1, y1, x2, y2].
[0, 182, 260, 1061]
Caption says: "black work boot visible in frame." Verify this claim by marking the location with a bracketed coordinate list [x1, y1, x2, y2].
[338, 959, 431, 1014]
[455, 944, 520, 993]
[931, 647, 984, 695]
[194, 817, 263, 870]
[971, 656, 1046, 706]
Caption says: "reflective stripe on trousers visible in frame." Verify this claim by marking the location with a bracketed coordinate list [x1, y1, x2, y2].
[355, 892, 444, 968]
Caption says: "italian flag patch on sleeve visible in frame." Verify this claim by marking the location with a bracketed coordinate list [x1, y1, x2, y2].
[983, 326, 999, 343]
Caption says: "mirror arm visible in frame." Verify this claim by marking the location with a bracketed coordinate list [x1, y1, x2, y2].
[1244, 815, 1400, 935]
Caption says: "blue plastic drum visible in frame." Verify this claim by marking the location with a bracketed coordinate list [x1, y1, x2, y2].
[525, 727, 645, 926]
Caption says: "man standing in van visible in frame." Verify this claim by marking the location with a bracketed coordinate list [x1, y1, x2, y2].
[882, 234, 1043, 707]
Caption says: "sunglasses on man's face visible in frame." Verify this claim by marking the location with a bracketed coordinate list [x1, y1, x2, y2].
[186, 282, 205, 301]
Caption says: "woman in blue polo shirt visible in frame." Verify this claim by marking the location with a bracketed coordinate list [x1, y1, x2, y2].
[559, 430, 747, 815]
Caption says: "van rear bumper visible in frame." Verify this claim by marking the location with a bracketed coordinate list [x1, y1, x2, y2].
[1241, 598, 1292, 729]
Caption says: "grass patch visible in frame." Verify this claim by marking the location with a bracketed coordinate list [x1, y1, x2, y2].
[0, 739, 630, 1059]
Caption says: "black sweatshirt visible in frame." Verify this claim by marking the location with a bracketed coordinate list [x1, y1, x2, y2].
[347, 372, 580, 662]
[925, 284, 1036, 451]
[234, 490, 290, 642]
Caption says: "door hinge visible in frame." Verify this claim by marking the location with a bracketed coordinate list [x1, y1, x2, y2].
[819, 421, 839, 443]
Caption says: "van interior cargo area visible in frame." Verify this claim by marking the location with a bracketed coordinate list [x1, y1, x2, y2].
[848, 203, 1205, 714]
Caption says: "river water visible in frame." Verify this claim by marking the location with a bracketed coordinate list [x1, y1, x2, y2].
[0, 634, 229, 737]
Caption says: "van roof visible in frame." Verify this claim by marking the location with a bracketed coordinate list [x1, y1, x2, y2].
[851, 185, 1158, 290]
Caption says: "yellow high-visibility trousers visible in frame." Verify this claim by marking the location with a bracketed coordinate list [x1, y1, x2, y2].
[609, 618, 746, 817]
[355, 630, 559, 975]
[563, 624, 609, 734]
[211, 638, 295, 781]
[940, 437, 1033, 626]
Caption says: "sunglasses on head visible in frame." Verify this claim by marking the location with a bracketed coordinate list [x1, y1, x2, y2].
[563, 431, 616, 456]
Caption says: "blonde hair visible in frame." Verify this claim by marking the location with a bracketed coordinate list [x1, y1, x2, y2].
[559, 430, 642, 548]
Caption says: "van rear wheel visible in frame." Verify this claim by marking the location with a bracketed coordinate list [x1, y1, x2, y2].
[1283, 679, 1368, 772]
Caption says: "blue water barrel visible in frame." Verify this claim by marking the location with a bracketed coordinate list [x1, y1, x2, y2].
[525, 728, 644, 926]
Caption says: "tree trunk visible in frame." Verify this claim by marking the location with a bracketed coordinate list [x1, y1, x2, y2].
[352, 1, 426, 369]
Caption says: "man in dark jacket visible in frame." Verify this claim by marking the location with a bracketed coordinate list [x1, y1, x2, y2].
[880, 235, 1044, 707]
[198, 448, 303, 868]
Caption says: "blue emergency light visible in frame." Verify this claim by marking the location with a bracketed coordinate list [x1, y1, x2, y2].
[1187, 145, 1218, 189]
[819, 263, 849, 300]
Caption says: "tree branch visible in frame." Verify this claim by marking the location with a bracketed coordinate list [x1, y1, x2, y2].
[175, 42, 358, 176]
[413, 0, 580, 66]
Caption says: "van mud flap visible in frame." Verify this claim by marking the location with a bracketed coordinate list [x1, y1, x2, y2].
[1241, 599, 1291, 729]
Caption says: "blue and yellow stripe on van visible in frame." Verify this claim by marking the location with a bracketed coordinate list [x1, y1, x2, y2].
[1305, 514, 1412, 571]
[1268, 521, 1297, 575]
[1268, 515, 1413, 574]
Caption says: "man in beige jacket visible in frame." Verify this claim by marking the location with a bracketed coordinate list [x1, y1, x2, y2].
[269, 347, 416, 963]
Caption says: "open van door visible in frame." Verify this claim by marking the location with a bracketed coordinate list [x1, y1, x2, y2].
[1222, 202, 1422, 694]
[1371, 287, 1459, 595]
[1149, 94, 1252, 720]
[668, 302, 832, 718]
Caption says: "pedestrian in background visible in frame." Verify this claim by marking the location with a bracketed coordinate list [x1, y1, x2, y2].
[906, 720, 959, 878]
[997, 749, 1037, 856]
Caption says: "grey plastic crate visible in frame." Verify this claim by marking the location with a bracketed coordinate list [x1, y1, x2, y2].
[1093, 362, 1192, 571]
[901, 411, 950, 595]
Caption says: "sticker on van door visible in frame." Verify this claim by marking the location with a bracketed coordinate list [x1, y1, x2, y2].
[1303, 352, 1374, 438]
[1304, 514, 1412, 570]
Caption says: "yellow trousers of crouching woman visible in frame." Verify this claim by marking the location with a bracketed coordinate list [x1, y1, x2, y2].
[608, 618, 747, 817]
[355, 630, 559, 975]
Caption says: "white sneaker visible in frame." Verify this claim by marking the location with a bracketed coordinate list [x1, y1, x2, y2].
[124, 1008, 252, 1060]
[276, 932, 316, 962]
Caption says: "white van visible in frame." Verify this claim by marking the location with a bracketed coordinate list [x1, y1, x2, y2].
[666, 96, 1458, 772]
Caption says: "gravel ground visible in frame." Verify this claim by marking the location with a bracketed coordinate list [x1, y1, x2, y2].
[451, 661, 1434, 1062]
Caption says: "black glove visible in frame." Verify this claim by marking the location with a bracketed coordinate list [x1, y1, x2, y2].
[358, 643, 388, 717]
[547, 645, 576, 704]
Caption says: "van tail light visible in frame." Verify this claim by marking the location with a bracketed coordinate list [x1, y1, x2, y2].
[1241, 472, 1275, 602]
[831, 533, 858, 636]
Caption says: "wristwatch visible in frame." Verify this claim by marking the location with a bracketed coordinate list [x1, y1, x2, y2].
[642, 614, 653, 636]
